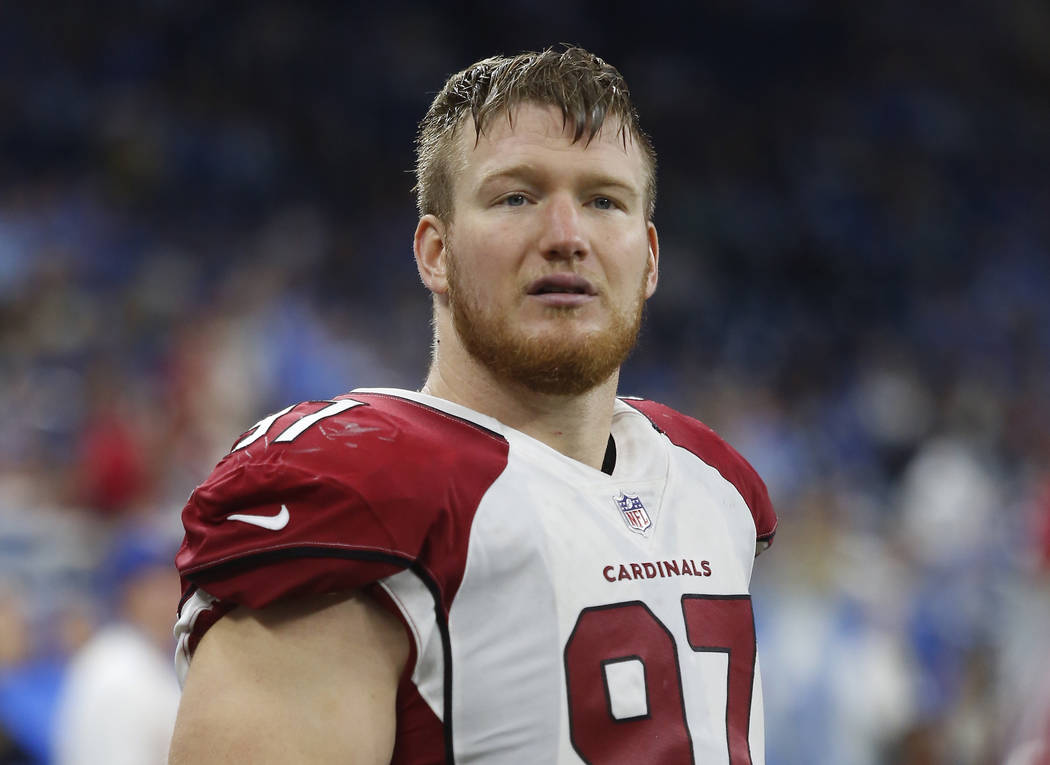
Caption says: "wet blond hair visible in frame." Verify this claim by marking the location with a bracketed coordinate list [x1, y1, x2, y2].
[414, 46, 657, 221]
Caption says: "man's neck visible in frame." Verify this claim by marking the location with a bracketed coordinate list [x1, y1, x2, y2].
[421, 352, 619, 472]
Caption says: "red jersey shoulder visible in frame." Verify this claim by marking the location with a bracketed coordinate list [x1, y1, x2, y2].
[623, 398, 777, 551]
[177, 393, 509, 590]
[214, 393, 506, 487]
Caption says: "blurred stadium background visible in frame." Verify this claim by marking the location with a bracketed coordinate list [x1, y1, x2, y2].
[1, 1, 1048, 763]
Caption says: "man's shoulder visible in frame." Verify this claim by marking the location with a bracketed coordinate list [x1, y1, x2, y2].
[619, 397, 720, 439]
[177, 390, 510, 597]
[209, 390, 507, 488]
[618, 397, 743, 465]
[620, 397, 777, 551]
[187, 390, 512, 525]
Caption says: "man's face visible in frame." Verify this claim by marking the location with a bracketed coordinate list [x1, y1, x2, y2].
[441, 103, 659, 395]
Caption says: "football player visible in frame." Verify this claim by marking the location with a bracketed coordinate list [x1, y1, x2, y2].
[169, 46, 776, 764]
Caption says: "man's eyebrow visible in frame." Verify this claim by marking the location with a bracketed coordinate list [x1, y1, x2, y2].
[475, 166, 641, 198]
[579, 173, 641, 198]
[475, 165, 543, 190]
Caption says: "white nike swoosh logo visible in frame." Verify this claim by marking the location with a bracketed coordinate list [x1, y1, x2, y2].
[227, 505, 290, 531]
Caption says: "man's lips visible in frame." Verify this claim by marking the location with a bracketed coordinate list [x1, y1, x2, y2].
[526, 273, 598, 297]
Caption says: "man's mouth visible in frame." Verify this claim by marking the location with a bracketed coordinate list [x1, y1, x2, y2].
[526, 274, 598, 296]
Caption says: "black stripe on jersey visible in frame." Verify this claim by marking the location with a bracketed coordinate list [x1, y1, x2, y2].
[183, 547, 458, 765]
[601, 435, 617, 476]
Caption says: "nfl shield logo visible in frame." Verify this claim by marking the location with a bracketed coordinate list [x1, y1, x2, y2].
[614, 491, 652, 534]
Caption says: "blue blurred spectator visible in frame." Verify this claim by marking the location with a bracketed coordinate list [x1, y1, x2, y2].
[50, 527, 180, 765]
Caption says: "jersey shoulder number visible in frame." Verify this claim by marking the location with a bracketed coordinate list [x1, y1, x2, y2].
[177, 393, 509, 605]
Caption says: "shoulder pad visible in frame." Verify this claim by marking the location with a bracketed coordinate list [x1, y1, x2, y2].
[623, 398, 777, 553]
[176, 393, 508, 606]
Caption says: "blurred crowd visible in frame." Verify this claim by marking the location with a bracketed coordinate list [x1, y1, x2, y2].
[1, 1, 1048, 763]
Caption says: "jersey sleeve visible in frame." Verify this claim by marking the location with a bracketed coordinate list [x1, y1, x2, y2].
[624, 398, 777, 554]
[174, 394, 509, 663]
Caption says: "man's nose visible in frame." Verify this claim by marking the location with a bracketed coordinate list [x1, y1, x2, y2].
[538, 194, 588, 260]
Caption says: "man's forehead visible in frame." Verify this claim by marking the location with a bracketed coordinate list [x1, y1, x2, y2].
[461, 102, 633, 149]
[452, 102, 643, 174]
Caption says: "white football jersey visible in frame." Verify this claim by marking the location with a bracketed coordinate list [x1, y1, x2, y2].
[176, 388, 776, 764]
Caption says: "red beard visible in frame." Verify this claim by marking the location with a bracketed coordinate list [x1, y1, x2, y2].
[445, 249, 648, 396]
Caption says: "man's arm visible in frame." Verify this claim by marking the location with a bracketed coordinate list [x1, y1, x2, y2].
[168, 590, 409, 764]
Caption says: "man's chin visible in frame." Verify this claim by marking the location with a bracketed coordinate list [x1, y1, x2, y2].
[473, 330, 631, 397]
[448, 277, 644, 397]
[499, 359, 616, 397]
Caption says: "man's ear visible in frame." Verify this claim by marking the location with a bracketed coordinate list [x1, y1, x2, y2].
[414, 215, 449, 295]
[644, 221, 659, 298]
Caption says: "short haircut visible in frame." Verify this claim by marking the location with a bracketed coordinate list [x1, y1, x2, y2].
[414, 45, 657, 222]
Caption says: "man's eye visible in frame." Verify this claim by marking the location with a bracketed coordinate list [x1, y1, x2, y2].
[593, 197, 615, 210]
[503, 194, 527, 207]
